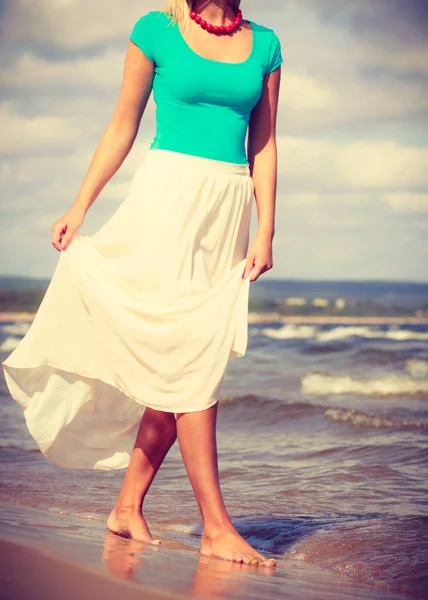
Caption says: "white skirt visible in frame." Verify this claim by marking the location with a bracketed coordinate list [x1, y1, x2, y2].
[2, 149, 253, 470]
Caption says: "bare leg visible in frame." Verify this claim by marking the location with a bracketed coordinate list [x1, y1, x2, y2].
[106, 407, 177, 543]
[175, 403, 276, 567]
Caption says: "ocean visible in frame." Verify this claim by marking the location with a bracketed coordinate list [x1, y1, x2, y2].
[1, 304, 427, 598]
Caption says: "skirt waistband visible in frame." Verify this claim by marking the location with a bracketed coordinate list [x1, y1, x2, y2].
[144, 149, 251, 177]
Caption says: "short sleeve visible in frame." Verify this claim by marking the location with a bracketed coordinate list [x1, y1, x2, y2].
[264, 30, 283, 75]
[129, 11, 156, 63]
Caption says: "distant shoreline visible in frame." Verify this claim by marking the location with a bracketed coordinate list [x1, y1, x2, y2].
[247, 313, 428, 325]
[1, 311, 427, 325]
[0, 312, 36, 322]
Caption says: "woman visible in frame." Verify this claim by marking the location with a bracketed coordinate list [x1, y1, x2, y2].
[2, 0, 282, 567]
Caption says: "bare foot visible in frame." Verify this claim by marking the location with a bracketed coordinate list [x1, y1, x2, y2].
[106, 504, 161, 545]
[201, 525, 276, 567]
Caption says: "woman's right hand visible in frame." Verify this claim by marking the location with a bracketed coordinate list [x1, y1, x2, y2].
[51, 207, 85, 252]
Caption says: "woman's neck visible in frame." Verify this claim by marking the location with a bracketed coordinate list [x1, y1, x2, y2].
[190, 0, 237, 25]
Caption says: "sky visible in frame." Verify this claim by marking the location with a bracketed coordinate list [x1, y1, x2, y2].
[1, 0, 428, 282]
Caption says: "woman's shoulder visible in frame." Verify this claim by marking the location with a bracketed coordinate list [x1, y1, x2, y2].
[249, 19, 281, 44]
[131, 10, 173, 30]
[129, 10, 173, 59]
[248, 19, 283, 74]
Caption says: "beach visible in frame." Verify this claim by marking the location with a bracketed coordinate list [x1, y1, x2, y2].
[1, 314, 427, 599]
[0, 536, 178, 600]
[0, 501, 412, 600]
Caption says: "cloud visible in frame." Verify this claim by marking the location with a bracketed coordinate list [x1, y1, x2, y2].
[298, 0, 428, 47]
[281, 69, 428, 137]
[277, 137, 428, 192]
[382, 193, 428, 213]
[1, 49, 125, 96]
[268, 188, 428, 281]
[278, 1, 428, 140]
[0, 104, 82, 157]
[0, 0, 148, 55]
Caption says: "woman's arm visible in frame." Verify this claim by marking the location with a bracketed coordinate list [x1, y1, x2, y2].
[51, 42, 154, 251]
[242, 66, 281, 281]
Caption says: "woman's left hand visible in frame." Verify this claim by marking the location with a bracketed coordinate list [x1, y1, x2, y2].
[242, 231, 273, 282]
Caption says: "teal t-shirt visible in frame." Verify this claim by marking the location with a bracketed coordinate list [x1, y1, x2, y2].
[129, 10, 283, 165]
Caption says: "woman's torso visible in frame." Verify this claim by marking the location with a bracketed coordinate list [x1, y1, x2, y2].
[130, 11, 283, 164]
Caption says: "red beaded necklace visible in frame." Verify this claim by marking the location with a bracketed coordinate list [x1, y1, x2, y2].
[190, 5, 243, 34]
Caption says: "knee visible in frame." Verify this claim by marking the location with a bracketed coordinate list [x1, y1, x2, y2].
[163, 414, 178, 441]
[147, 408, 177, 439]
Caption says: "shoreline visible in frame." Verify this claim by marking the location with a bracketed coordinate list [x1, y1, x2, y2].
[1, 310, 427, 325]
[0, 500, 409, 600]
[247, 313, 428, 324]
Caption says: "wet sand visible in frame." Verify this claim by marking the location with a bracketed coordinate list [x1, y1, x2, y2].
[0, 536, 180, 600]
[0, 501, 409, 600]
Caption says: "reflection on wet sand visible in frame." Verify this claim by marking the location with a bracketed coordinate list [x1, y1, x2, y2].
[102, 535, 150, 580]
[192, 555, 275, 598]
[102, 532, 275, 598]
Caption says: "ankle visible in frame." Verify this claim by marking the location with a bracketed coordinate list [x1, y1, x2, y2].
[202, 519, 234, 540]
[114, 500, 143, 515]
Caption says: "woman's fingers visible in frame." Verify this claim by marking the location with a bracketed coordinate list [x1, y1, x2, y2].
[60, 227, 76, 251]
[51, 221, 66, 252]
[242, 254, 255, 279]
[242, 233, 273, 282]
[51, 208, 84, 252]
[242, 256, 273, 282]
[51, 221, 76, 252]
[249, 263, 264, 282]
[252, 258, 273, 282]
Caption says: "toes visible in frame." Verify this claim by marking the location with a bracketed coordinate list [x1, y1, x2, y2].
[232, 553, 245, 563]
[241, 553, 254, 565]
[263, 557, 277, 567]
[255, 552, 277, 567]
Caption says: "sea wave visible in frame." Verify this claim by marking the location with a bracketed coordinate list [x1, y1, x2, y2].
[284, 515, 428, 597]
[301, 372, 428, 396]
[220, 394, 426, 430]
[0, 322, 31, 336]
[0, 336, 21, 352]
[258, 323, 428, 342]
[257, 324, 317, 339]
[323, 407, 428, 430]
[405, 358, 428, 378]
